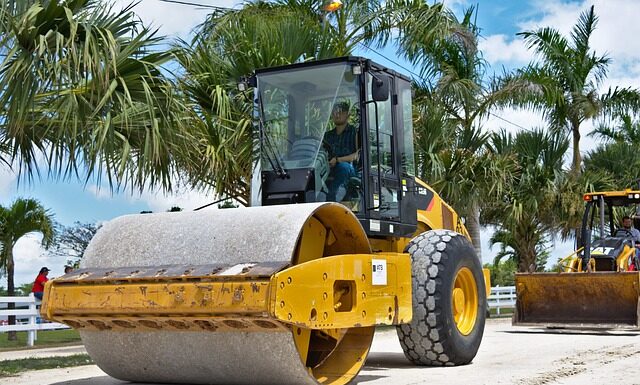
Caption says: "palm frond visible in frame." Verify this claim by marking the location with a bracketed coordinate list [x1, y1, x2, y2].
[0, 0, 193, 193]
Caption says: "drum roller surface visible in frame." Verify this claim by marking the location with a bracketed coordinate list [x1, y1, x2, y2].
[80, 203, 371, 384]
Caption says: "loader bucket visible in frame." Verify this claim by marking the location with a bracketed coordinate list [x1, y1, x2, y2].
[514, 272, 640, 329]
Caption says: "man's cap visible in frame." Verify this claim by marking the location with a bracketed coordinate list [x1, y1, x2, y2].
[40, 267, 50, 273]
[332, 101, 350, 113]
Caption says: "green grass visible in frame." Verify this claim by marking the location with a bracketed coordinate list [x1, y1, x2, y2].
[488, 308, 514, 318]
[0, 329, 82, 351]
[0, 354, 94, 377]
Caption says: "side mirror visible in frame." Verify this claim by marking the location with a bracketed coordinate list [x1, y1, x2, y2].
[371, 74, 389, 101]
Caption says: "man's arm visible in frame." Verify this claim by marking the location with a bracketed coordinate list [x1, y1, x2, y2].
[333, 150, 359, 164]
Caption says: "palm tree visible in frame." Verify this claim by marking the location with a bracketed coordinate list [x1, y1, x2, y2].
[483, 129, 568, 272]
[0, 0, 193, 193]
[498, 5, 640, 174]
[489, 229, 550, 272]
[404, 7, 516, 257]
[0, 198, 54, 341]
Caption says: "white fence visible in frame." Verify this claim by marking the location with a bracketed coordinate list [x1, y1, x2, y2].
[0, 294, 69, 346]
[488, 286, 516, 315]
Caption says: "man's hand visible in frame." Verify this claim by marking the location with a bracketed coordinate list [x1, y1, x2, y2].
[329, 157, 337, 167]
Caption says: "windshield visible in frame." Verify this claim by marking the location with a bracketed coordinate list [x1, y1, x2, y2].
[257, 63, 359, 171]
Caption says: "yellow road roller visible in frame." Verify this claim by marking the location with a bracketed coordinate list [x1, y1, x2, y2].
[41, 57, 488, 384]
[514, 189, 640, 329]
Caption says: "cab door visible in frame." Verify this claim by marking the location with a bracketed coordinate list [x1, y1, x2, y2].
[365, 72, 401, 227]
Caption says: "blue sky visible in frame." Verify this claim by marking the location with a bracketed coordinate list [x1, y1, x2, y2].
[2, 0, 640, 285]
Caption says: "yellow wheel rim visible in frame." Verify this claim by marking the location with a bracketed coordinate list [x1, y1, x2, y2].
[453, 267, 478, 336]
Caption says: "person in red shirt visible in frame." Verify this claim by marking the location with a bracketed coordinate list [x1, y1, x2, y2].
[31, 267, 49, 300]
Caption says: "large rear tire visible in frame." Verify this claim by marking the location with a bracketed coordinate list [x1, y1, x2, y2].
[396, 229, 486, 366]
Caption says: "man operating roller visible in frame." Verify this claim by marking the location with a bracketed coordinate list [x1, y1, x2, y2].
[324, 101, 359, 202]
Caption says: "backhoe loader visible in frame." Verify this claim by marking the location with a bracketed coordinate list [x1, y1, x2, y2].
[514, 189, 640, 329]
[41, 57, 489, 385]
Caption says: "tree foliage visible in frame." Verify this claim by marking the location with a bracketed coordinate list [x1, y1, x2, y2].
[0, 0, 195, 192]
[483, 260, 517, 287]
[584, 113, 640, 189]
[49, 221, 100, 266]
[482, 129, 568, 272]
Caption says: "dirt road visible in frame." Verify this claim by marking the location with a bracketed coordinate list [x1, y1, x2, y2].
[5, 318, 640, 385]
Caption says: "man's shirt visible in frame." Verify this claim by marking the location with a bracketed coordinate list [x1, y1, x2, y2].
[629, 227, 640, 243]
[324, 125, 357, 158]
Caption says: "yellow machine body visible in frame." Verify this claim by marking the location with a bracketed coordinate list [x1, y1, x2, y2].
[43, 180, 477, 330]
[42, 253, 412, 332]
[514, 189, 640, 329]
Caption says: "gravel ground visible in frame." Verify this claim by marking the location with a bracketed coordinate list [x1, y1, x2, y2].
[4, 318, 640, 385]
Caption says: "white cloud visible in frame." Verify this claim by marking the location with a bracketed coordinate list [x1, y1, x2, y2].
[480, 34, 532, 67]
[442, 0, 469, 12]
[87, 185, 113, 201]
[113, 0, 239, 39]
[482, 0, 640, 72]
[602, 71, 640, 93]
[482, 107, 546, 134]
[0, 166, 17, 201]
[517, 1, 584, 36]
[517, 1, 640, 69]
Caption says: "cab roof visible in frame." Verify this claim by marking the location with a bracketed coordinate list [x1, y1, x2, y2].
[253, 56, 412, 82]
[584, 189, 640, 205]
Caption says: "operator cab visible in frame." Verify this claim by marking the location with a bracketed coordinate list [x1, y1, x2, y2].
[579, 191, 640, 271]
[250, 57, 419, 237]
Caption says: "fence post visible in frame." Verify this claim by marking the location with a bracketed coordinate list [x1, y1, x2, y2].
[495, 286, 501, 316]
[27, 293, 36, 347]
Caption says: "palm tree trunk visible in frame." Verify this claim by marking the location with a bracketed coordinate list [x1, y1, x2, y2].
[466, 203, 482, 259]
[6, 247, 17, 341]
[571, 124, 582, 175]
[570, 124, 583, 251]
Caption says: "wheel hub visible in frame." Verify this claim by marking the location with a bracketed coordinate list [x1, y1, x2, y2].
[453, 288, 465, 314]
[452, 267, 478, 336]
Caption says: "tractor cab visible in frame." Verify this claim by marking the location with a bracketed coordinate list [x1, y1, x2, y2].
[250, 57, 419, 237]
[578, 190, 640, 272]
